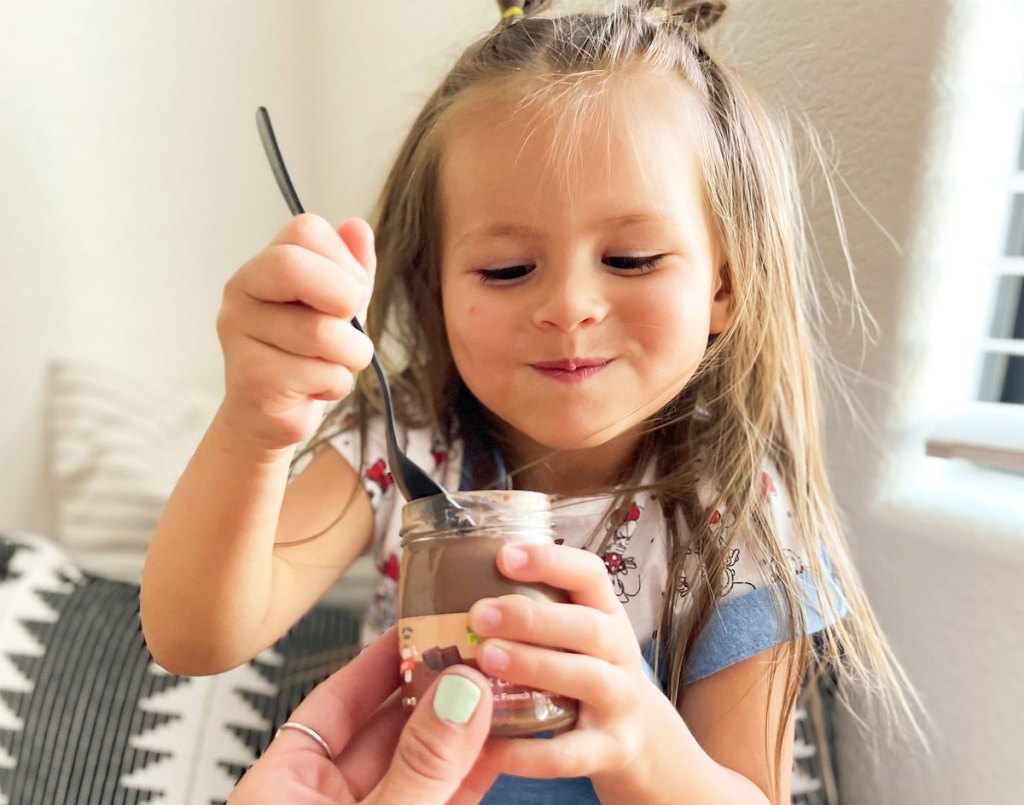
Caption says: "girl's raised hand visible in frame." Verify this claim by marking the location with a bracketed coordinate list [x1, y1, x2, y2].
[216, 214, 376, 451]
[468, 543, 687, 799]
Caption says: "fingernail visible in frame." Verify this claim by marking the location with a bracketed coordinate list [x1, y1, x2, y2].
[433, 674, 482, 726]
[480, 642, 511, 673]
[471, 603, 501, 632]
[501, 545, 528, 570]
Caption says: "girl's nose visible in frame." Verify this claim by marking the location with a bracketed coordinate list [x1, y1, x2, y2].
[531, 264, 610, 332]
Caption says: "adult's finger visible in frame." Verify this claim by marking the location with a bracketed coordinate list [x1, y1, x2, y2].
[331, 693, 408, 800]
[364, 667, 495, 805]
[271, 630, 401, 761]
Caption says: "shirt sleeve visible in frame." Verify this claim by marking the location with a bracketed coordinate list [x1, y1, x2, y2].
[675, 466, 849, 685]
[683, 568, 847, 684]
[321, 415, 466, 563]
[325, 417, 401, 561]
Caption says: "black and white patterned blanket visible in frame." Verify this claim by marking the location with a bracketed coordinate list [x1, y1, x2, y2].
[0, 533, 362, 805]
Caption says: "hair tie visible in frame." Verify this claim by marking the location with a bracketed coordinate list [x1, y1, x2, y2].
[640, 1, 726, 33]
[649, 5, 670, 23]
[497, 1, 554, 22]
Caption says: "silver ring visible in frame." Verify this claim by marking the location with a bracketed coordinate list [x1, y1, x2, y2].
[275, 721, 332, 758]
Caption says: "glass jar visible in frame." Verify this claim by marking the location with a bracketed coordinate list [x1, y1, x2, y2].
[397, 490, 578, 737]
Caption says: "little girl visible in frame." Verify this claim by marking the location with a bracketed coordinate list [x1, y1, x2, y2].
[143, 1, 917, 801]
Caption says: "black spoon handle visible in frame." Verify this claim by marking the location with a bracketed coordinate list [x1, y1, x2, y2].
[255, 107, 459, 505]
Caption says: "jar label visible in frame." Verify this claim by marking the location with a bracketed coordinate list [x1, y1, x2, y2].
[398, 612, 576, 735]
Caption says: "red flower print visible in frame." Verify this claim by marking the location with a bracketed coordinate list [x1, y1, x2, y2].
[366, 458, 394, 493]
[760, 472, 777, 499]
[379, 553, 400, 581]
[622, 502, 641, 526]
[429, 436, 448, 468]
[709, 509, 722, 525]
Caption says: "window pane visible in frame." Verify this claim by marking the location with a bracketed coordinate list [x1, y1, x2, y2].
[1002, 356, 1024, 404]
[982, 275, 1024, 404]
[988, 276, 1023, 338]
[1008, 194, 1024, 257]
[1019, 110, 1024, 169]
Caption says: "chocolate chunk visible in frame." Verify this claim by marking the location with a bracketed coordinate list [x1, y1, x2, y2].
[422, 647, 445, 672]
[440, 645, 462, 666]
[421, 645, 463, 671]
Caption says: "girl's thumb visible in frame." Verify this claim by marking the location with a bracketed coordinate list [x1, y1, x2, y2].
[367, 669, 495, 805]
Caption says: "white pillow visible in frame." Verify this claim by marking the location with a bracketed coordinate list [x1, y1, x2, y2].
[47, 360, 220, 582]
[46, 359, 376, 608]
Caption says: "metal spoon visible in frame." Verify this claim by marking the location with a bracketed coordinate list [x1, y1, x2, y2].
[255, 106, 468, 514]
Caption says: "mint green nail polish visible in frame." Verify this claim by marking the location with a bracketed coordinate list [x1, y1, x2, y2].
[433, 675, 482, 725]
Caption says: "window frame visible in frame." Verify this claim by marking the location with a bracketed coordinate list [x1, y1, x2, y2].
[925, 4, 1024, 474]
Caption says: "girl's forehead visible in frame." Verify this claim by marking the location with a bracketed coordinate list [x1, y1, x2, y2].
[444, 68, 703, 155]
[437, 70, 711, 232]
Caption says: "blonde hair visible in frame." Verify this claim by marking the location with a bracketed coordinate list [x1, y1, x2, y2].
[308, 0, 921, 795]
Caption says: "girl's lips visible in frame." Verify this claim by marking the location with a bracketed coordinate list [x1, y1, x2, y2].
[529, 358, 611, 383]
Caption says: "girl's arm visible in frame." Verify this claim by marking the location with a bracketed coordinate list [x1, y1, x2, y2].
[141, 414, 373, 677]
[141, 214, 378, 676]
[468, 543, 798, 803]
[677, 646, 795, 803]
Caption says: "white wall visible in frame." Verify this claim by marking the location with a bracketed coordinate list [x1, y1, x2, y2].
[0, 1, 320, 534]
[719, 2, 1024, 803]
[2, 1, 1022, 802]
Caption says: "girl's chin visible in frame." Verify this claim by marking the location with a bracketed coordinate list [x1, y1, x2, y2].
[502, 418, 641, 456]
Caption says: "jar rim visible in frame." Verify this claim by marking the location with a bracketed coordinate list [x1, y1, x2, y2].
[400, 489, 553, 541]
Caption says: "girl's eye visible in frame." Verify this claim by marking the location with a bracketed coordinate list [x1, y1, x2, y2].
[477, 265, 534, 283]
[604, 254, 666, 273]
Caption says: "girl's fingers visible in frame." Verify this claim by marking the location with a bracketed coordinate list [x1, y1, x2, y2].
[234, 337, 358, 401]
[497, 542, 622, 614]
[479, 727, 618, 781]
[242, 300, 374, 370]
[468, 596, 637, 665]
[239, 243, 370, 319]
[475, 637, 630, 709]
[336, 217, 377, 281]
[270, 213, 373, 280]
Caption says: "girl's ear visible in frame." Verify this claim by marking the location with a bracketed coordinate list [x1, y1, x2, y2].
[709, 262, 733, 335]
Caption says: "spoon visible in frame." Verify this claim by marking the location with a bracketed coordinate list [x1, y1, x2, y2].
[255, 106, 469, 515]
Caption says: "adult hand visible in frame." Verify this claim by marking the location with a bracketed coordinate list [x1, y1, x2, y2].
[229, 628, 496, 804]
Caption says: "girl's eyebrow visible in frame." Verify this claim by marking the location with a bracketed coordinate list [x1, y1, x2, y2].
[454, 223, 536, 249]
[453, 213, 676, 249]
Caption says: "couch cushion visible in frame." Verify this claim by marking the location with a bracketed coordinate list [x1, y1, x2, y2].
[0, 533, 361, 805]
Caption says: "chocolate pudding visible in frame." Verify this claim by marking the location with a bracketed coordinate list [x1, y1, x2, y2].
[397, 491, 578, 737]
